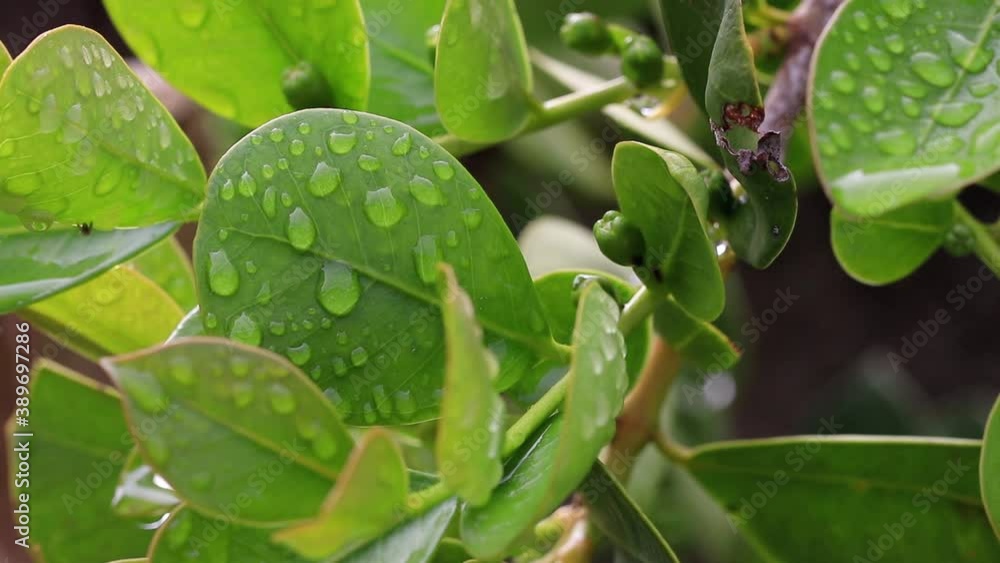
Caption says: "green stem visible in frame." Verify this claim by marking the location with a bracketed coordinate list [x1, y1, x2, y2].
[402, 282, 661, 517]
[435, 77, 637, 158]
[954, 202, 1000, 277]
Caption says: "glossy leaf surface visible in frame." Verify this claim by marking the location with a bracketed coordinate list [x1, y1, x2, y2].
[435, 0, 534, 142]
[831, 200, 952, 285]
[983, 396, 1000, 538]
[193, 109, 556, 425]
[653, 296, 739, 371]
[462, 284, 627, 558]
[274, 430, 409, 559]
[811, 0, 1000, 216]
[102, 338, 354, 525]
[10, 362, 153, 563]
[0, 26, 204, 228]
[658, 0, 724, 114]
[436, 265, 504, 505]
[582, 462, 680, 563]
[104, 0, 369, 127]
[705, 0, 797, 268]
[343, 498, 458, 563]
[612, 141, 724, 320]
[688, 435, 1000, 562]
[363, 0, 445, 134]
[150, 506, 309, 563]
[23, 265, 183, 359]
[0, 219, 177, 313]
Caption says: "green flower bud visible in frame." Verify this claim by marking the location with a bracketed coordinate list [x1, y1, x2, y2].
[942, 223, 974, 257]
[560, 12, 613, 55]
[594, 210, 646, 266]
[621, 35, 664, 88]
[281, 61, 333, 110]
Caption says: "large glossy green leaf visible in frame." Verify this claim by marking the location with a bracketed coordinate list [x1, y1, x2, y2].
[343, 498, 458, 563]
[8, 362, 153, 563]
[531, 51, 716, 168]
[612, 141, 724, 320]
[658, 0, 724, 115]
[687, 436, 1000, 562]
[104, 0, 369, 127]
[654, 296, 739, 370]
[150, 506, 309, 563]
[810, 0, 1000, 216]
[193, 108, 557, 425]
[363, 0, 445, 134]
[0, 220, 177, 313]
[983, 396, 1000, 538]
[705, 0, 797, 268]
[582, 462, 680, 563]
[22, 266, 184, 360]
[0, 26, 204, 228]
[436, 264, 504, 505]
[130, 237, 197, 310]
[435, 0, 535, 142]
[101, 338, 354, 525]
[274, 430, 409, 559]
[831, 200, 952, 285]
[462, 284, 627, 558]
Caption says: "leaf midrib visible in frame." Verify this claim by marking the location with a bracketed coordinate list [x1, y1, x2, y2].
[220, 226, 563, 361]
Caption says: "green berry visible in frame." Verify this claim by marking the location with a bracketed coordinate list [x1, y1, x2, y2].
[621, 35, 664, 88]
[560, 12, 613, 55]
[281, 61, 333, 110]
[594, 210, 645, 266]
[942, 223, 974, 257]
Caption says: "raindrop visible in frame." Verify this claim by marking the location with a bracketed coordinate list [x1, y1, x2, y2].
[208, 250, 239, 296]
[395, 391, 417, 419]
[885, 34, 905, 54]
[280, 192, 294, 208]
[287, 207, 317, 251]
[829, 70, 856, 94]
[94, 166, 122, 196]
[311, 429, 338, 460]
[238, 171, 257, 197]
[308, 162, 341, 197]
[412, 235, 442, 284]
[946, 31, 992, 73]
[342, 111, 359, 124]
[170, 360, 196, 386]
[432, 160, 455, 180]
[287, 343, 312, 366]
[462, 208, 483, 229]
[933, 101, 982, 127]
[327, 129, 357, 154]
[318, 261, 361, 317]
[262, 187, 277, 218]
[269, 321, 287, 336]
[255, 282, 272, 305]
[350, 346, 368, 367]
[861, 85, 886, 113]
[364, 187, 406, 227]
[219, 179, 235, 200]
[392, 133, 412, 155]
[290, 139, 305, 155]
[269, 384, 296, 414]
[408, 175, 444, 206]
[358, 154, 382, 171]
[298, 122, 311, 134]
[205, 313, 218, 329]
[333, 357, 348, 376]
[911, 52, 957, 87]
[229, 313, 261, 346]
[269, 127, 285, 143]
[874, 129, 917, 156]
[866, 46, 892, 72]
[445, 230, 459, 248]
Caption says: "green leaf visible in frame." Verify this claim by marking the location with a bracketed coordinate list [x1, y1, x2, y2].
[687, 435, 1000, 562]
[436, 264, 504, 505]
[150, 506, 309, 563]
[0, 40, 11, 73]
[130, 237, 197, 310]
[0, 220, 177, 313]
[435, 0, 534, 142]
[9, 362, 153, 563]
[193, 108, 557, 425]
[112, 449, 178, 519]
[101, 337, 355, 525]
[810, 0, 1000, 217]
[983, 396, 1000, 538]
[103, 0, 369, 127]
[705, 0, 797, 268]
[531, 270, 650, 386]
[0, 26, 204, 228]
[274, 430, 409, 559]
[363, 0, 446, 134]
[582, 462, 680, 563]
[531, 50, 717, 168]
[831, 200, 952, 285]
[658, 0, 724, 114]
[343, 498, 458, 563]
[168, 306, 205, 341]
[612, 141, 724, 320]
[22, 266, 184, 360]
[462, 284, 627, 558]
[654, 296, 739, 371]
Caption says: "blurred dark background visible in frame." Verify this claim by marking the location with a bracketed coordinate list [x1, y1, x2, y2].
[1, 1, 997, 562]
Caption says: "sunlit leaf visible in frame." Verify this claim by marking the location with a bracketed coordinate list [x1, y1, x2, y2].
[104, 0, 369, 127]
[130, 237, 197, 310]
[0, 26, 204, 228]
[101, 338, 354, 525]
[194, 108, 558, 425]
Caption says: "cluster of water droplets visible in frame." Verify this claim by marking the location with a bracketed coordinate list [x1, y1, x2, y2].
[815, 0, 1000, 164]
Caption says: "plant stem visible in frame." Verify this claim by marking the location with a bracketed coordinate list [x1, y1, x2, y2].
[436, 77, 637, 158]
[618, 286, 658, 336]
[954, 202, 1000, 277]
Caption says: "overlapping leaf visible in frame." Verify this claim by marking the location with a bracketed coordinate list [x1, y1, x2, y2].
[654, 296, 739, 370]
[130, 237, 197, 310]
[150, 506, 310, 563]
[193, 109, 558, 425]
[0, 26, 204, 228]
[104, 0, 369, 127]
[983, 396, 1000, 538]
[102, 338, 355, 525]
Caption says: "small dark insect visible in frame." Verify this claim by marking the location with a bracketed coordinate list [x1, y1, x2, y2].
[77, 222, 93, 236]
